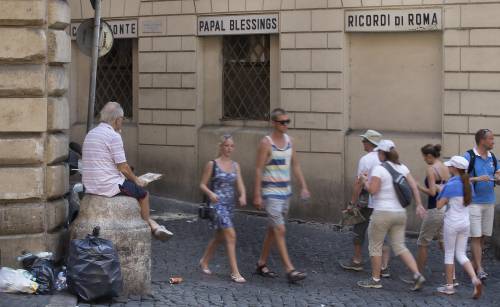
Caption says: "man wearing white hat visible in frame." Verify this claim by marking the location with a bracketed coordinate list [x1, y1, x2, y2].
[340, 130, 390, 276]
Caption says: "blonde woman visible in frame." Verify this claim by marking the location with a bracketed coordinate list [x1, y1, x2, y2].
[199, 134, 247, 283]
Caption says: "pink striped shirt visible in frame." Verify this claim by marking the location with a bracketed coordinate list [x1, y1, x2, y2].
[82, 123, 126, 197]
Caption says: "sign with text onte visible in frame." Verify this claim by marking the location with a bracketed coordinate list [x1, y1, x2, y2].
[345, 8, 442, 32]
[198, 14, 279, 36]
[71, 19, 137, 40]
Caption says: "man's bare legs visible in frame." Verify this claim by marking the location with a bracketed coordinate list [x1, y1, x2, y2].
[137, 193, 158, 231]
[258, 225, 295, 273]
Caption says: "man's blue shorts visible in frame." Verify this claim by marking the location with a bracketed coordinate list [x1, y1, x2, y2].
[118, 179, 147, 200]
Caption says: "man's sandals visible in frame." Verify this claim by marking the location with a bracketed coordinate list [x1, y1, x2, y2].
[255, 263, 278, 278]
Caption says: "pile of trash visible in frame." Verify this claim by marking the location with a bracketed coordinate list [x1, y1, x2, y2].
[0, 251, 66, 295]
[0, 227, 123, 302]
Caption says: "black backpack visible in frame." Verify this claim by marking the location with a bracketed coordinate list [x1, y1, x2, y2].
[466, 149, 498, 186]
[382, 162, 413, 208]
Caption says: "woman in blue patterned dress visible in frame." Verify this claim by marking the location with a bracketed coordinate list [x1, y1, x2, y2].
[199, 134, 247, 283]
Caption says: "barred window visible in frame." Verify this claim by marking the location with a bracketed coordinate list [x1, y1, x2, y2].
[96, 39, 133, 118]
[223, 35, 270, 120]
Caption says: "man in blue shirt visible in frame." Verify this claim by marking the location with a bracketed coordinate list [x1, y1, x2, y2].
[464, 128, 500, 280]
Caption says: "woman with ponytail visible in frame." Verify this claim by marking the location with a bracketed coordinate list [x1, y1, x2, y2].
[199, 134, 247, 283]
[436, 156, 482, 299]
[415, 144, 450, 274]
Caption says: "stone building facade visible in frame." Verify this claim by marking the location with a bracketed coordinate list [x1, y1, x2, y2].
[67, 0, 500, 231]
[0, 0, 70, 267]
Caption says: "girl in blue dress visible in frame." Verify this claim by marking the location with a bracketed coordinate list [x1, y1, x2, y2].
[199, 134, 247, 283]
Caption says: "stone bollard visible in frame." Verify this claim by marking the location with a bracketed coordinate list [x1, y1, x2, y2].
[70, 195, 151, 295]
[494, 205, 500, 260]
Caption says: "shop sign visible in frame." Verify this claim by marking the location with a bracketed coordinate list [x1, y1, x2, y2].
[71, 19, 137, 40]
[345, 8, 442, 32]
[198, 14, 279, 36]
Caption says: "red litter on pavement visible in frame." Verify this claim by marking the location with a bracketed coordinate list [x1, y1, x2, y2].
[169, 277, 183, 284]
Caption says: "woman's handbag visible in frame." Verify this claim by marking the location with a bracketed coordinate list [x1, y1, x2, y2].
[198, 160, 216, 221]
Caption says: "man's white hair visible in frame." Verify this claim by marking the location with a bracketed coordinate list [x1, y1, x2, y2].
[99, 101, 124, 124]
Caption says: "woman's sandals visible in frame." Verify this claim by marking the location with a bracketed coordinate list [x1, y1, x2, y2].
[255, 263, 278, 278]
[152, 225, 173, 241]
[287, 270, 307, 284]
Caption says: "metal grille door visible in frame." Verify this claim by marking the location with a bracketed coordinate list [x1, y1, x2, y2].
[96, 39, 133, 118]
[223, 35, 270, 120]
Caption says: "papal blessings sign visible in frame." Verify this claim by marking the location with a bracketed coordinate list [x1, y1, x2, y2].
[345, 8, 442, 32]
[198, 14, 279, 36]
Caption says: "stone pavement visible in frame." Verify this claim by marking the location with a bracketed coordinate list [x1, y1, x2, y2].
[1, 196, 499, 306]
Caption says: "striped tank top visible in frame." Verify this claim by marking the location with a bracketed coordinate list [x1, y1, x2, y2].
[262, 134, 292, 200]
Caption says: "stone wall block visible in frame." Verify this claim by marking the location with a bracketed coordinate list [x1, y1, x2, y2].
[470, 29, 500, 46]
[153, 37, 181, 51]
[0, 0, 46, 26]
[461, 47, 500, 72]
[167, 52, 196, 73]
[46, 133, 69, 164]
[167, 89, 196, 109]
[0, 28, 46, 63]
[45, 164, 69, 199]
[312, 49, 342, 72]
[229, 0, 246, 11]
[327, 113, 343, 130]
[181, 0, 196, 14]
[48, 0, 70, 30]
[47, 96, 70, 131]
[138, 125, 167, 145]
[0, 203, 46, 235]
[443, 115, 468, 133]
[153, 74, 182, 88]
[0, 137, 44, 165]
[442, 133, 459, 158]
[443, 5, 460, 29]
[139, 52, 167, 72]
[194, 0, 211, 13]
[48, 30, 71, 64]
[48, 65, 69, 96]
[281, 10, 311, 32]
[311, 90, 342, 113]
[295, 113, 327, 130]
[0, 98, 47, 132]
[287, 129, 310, 152]
[152, 110, 181, 125]
[263, 0, 281, 10]
[138, 17, 167, 37]
[0, 234, 46, 267]
[166, 126, 195, 146]
[281, 50, 311, 72]
[45, 199, 67, 232]
[461, 91, 500, 116]
[296, 0, 327, 9]
[139, 89, 167, 109]
[0, 167, 44, 199]
[462, 4, 500, 28]
[312, 9, 343, 31]
[311, 130, 343, 153]
[124, 0, 140, 16]
[470, 73, 500, 90]
[0, 65, 45, 97]
[295, 73, 327, 89]
[281, 90, 310, 112]
[167, 15, 197, 36]
[69, 0, 82, 19]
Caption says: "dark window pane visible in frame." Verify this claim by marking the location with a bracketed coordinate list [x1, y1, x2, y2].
[96, 39, 133, 118]
[223, 35, 270, 120]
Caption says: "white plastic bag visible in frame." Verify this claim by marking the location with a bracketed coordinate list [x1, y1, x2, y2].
[0, 267, 39, 294]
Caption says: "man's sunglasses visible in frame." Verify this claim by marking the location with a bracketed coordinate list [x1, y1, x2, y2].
[274, 119, 291, 126]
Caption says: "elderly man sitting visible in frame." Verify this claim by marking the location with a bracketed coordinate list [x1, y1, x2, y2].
[82, 101, 173, 241]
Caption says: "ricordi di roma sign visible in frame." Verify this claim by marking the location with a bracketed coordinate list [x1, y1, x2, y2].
[345, 8, 442, 32]
[198, 14, 279, 36]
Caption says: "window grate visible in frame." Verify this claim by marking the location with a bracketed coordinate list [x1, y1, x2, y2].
[96, 39, 133, 118]
[223, 35, 270, 120]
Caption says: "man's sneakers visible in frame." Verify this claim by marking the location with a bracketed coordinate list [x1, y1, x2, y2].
[437, 284, 456, 295]
[380, 267, 391, 278]
[477, 270, 488, 281]
[411, 274, 426, 291]
[339, 259, 363, 272]
[357, 277, 382, 289]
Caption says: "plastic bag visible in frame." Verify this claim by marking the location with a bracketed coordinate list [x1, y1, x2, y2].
[27, 258, 56, 294]
[66, 227, 123, 301]
[0, 267, 38, 294]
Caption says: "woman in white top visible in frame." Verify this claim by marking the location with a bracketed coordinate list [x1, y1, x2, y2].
[358, 140, 427, 290]
[436, 156, 482, 299]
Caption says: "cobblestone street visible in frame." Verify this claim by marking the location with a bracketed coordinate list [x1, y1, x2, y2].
[2, 197, 499, 306]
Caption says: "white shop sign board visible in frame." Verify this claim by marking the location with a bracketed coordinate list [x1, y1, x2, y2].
[345, 8, 442, 32]
[71, 19, 138, 40]
[198, 14, 279, 36]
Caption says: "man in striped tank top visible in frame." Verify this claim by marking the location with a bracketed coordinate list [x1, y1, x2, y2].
[254, 108, 310, 283]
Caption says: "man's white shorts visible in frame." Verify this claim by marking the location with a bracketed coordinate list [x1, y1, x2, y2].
[469, 204, 496, 237]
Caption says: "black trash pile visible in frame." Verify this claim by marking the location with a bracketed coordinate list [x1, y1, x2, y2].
[0, 226, 123, 302]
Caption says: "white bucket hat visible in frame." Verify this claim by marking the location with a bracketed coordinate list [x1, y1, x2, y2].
[359, 129, 382, 146]
[444, 156, 469, 170]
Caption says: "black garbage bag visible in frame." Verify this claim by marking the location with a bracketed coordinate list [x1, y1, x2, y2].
[28, 258, 56, 294]
[66, 227, 123, 301]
